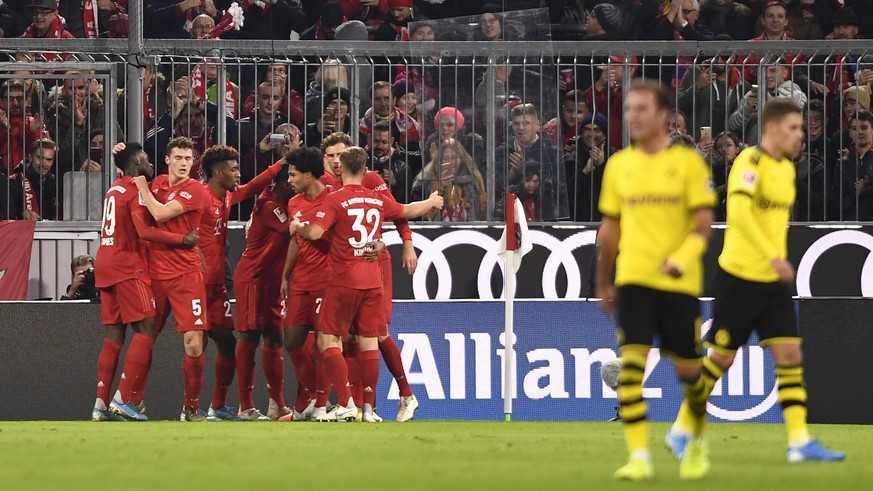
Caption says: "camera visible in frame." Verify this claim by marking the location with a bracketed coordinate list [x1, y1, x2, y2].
[269, 133, 290, 145]
[79, 267, 99, 301]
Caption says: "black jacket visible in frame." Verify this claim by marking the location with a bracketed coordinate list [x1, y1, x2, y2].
[8, 160, 58, 220]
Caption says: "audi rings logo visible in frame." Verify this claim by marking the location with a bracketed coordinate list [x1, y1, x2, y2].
[796, 229, 873, 297]
[383, 229, 598, 300]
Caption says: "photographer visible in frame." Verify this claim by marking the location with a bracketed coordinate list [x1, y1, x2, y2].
[60, 254, 100, 301]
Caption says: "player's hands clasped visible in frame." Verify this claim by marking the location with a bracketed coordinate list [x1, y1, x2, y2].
[363, 240, 385, 261]
[770, 258, 795, 284]
[182, 229, 200, 248]
[289, 217, 302, 236]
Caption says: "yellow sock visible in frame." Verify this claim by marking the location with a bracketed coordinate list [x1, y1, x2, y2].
[776, 365, 810, 447]
[618, 349, 649, 454]
[674, 357, 723, 436]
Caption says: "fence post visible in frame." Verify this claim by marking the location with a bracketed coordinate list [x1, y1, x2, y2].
[126, 2, 144, 145]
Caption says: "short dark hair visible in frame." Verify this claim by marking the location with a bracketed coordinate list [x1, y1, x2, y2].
[372, 80, 392, 94]
[340, 146, 368, 176]
[30, 138, 56, 156]
[287, 147, 324, 178]
[805, 99, 825, 116]
[762, 98, 802, 128]
[321, 132, 353, 152]
[166, 136, 194, 156]
[563, 90, 585, 105]
[201, 145, 239, 179]
[849, 110, 873, 127]
[629, 80, 672, 111]
[0, 80, 25, 98]
[762, 1, 786, 16]
[115, 141, 145, 176]
[510, 103, 539, 120]
[372, 122, 392, 135]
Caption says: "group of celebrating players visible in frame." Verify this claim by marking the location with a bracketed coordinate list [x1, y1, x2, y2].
[90, 130, 443, 424]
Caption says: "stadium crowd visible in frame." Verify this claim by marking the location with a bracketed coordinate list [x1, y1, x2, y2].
[1, 0, 873, 222]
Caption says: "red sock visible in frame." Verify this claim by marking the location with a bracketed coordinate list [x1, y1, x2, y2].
[211, 353, 236, 409]
[289, 348, 313, 412]
[236, 340, 258, 411]
[117, 334, 154, 404]
[314, 354, 331, 407]
[380, 336, 412, 397]
[303, 332, 318, 399]
[320, 347, 351, 406]
[344, 342, 363, 407]
[182, 353, 205, 409]
[361, 349, 380, 408]
[262, 345, 286, 408]
[130, 348, 152, 406]
[96, 339, 122, 407]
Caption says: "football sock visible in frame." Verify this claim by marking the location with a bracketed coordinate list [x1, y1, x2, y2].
[618, 350, 649, 455]
[288, 347, 313, 410]
[361, 349, 380, 408]
[117, 334, 155, 404]
[674, 356, 724, 436]
[96, 339, 122, 407]
[302, 332, 318, 399]
[344, 341, 363, 408]
[776, 364, 811, 447]
[262, 345, 286, 408]
[379, 336, 412, 397]
[211, 353, 235, 409]
[321, 347, 351, 405]
[182, 353, 205, 409]
[236, 339, 258, 411]
[314, 355, 331, 407]
[130, 348, 152, 406]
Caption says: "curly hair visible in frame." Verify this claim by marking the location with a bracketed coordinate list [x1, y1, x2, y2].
[200, 145, 240, 178]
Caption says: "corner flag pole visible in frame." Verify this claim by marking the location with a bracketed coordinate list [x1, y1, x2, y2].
[503, 193, 517, 422]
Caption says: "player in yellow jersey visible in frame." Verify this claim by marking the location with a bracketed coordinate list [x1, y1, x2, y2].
[596, 81, 717, 481]
[667, 99, 845, 464]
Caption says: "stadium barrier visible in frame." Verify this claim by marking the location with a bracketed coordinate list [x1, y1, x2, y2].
[1, 298, 869, 423]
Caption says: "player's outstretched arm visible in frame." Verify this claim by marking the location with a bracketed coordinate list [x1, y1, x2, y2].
[230, 161, 285, 206]
[595, 217, 620, 316]
[661, 207, 714, 278]
[131, 176, 186, 223]
[399, 191, 444, 220]
[290, 218, 326, 241]
[280, 238, 299, 300]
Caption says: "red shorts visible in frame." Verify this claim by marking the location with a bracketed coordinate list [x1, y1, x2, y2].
[206, 284, 234, 330]
[152, 272, 208, 332]
[285, 288, 324, 328]
[318, 285, 386, 338]
[235, 281, 283, 332]
[99, 279, 156, 325]
[380, 253, 393, 325]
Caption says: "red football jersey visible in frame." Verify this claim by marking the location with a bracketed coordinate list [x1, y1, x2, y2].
[311, 184, 405, 289]
[287, 185, 333, 291]
[95, 177, 151, 288]
[361, 170, 413, 241]
[199, 163, 281, 285]
[320, 171, 341, 189]
[148, 175, 210, 281]
[234, 188, 291, 288]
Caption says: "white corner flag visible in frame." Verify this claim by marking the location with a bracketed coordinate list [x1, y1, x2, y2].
[496, 193, 531, 422]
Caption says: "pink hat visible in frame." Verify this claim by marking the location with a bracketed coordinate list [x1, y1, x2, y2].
[434, 107, 465, 132]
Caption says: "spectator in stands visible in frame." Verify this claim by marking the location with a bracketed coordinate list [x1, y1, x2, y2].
[709, 130, 741, 220]
[45, 74, 115, 178]
[425, 106, 464, 159]
[305, 86, 352, 149]
[237, 82, 289, 164]
[677, 51, 745, 140]
[564, 112, 613, 222]
[650, 0, 714, 40]
[236, 0, 308, 40]
[411, 138, 486, 222]
[10, 65, 47, 116]
[586, 56, 637, 149]
[833, 110, 873, 220]
[582, 3, 625, 41]
[494, 103, 566, 219]
[305, 59, 348, 124]
[8, 138, 57, 220]
[0, 2, 28, 38]
[191, 56, 240, 119]
[375, 0, 413, 41]
[728, 63, 807, 144]
[543, 90, 587, 151]
[393, 79, 423, 127]
[59, 255, 99, 301]
[21, 0, 74, 39]
[830, 85, 871, 151]
[360, 81, 420, 156]
[189, 13, 215, 39]
[304, 1, 345, 40]
[79, 129, 104, 172]
[753, 0, 822, 40]
[752, 1, 792, 41]
[0, 80, 42, 173]
[698, 0, 752, 40]
[367, 122, 410, 201]
[58, 0, 119, 38]
[794, 134, 827, 221]
[474, 5, 506, 41]
[146, 0, 218, 39]
[803, 99, 830, 162]
[236, 122, 301, 220]
[242, 63, 304, 128]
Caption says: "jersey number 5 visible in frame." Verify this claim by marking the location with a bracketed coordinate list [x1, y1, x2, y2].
[347, 208, 380, 248]
[101, 195, 116, 237]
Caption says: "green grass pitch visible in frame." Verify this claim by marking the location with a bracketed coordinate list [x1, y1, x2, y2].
[0, 421, 868, 490]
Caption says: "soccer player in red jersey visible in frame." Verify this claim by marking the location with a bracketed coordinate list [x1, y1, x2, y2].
[93, 142, 199, 422]
[321, 132, 421, 422]
[279, 146, 332, 421]
[196, 145, 288, 421]
[291, 146, 443, 422]
[132, 137, 212, 422]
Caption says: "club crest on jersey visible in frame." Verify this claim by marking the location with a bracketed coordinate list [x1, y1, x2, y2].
[273, 207, 289, 222]
[167, 192, 176, 200]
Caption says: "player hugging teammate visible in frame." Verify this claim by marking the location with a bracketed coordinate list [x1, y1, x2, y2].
[91, 133, 439, 423]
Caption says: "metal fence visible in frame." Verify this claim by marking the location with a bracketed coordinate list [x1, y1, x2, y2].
[2, 39, 873, 223]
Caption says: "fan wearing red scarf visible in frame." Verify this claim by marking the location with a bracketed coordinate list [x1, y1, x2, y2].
[21, 1, 75, 41]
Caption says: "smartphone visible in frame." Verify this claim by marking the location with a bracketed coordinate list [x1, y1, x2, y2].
[89, 148, 103, 164]
[269, 133, 290, 145]
[700, 127, 712, 141]
[324, 106, 337, 121]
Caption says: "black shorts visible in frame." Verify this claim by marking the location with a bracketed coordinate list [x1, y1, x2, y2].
[616, 285, 702, 362]
[705, 268, 798, 353]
